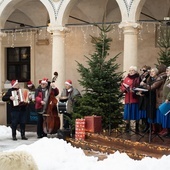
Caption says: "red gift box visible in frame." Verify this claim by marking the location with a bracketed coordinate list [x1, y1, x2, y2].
[75, 119, 85, 140]
[84, 116, 102, 133]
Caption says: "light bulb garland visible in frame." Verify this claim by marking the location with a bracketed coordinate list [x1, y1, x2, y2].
[67, 131, 170, 160]
[1, 22, 168, 48]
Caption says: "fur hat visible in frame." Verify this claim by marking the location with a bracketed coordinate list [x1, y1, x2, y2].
[11, 80, 18, 87]
[65, 80, 72, 86]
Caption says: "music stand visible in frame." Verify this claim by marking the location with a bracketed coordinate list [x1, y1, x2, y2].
[138, 81, 164, 143]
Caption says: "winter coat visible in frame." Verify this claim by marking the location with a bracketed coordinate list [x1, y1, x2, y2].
[120, 73, 140, 104]
[2, 88, 26, 112]
[144, 74, 165, 119]
[35, 85, 59, 112]
[156, 72, 166, 108]
[162, 77, 170, 102]
[61, 88, 81, 114]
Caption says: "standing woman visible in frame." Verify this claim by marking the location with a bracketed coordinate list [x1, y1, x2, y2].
[138, 65, 151, 132]
[120, 66, 140, 132]
[144, 68, 164, 134]
[158, 66, 170, 136]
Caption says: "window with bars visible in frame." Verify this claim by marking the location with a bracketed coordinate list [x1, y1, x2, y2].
[6, 47, 30, 82]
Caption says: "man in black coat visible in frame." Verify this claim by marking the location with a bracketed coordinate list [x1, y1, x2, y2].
[2, 80, 28, 140]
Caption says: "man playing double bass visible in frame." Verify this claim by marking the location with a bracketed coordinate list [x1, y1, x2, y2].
[35, 77, 59, 138]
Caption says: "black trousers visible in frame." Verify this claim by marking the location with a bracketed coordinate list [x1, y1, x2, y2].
[63, 113, 72, 129]
[37, 113, 47, 137]
[11, 110, 27, 137]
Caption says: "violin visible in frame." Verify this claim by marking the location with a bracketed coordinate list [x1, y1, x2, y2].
[43, 72, 60, 134]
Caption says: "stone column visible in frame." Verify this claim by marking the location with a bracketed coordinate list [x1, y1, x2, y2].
[0, 32, 6, 93]
[119, 22, 141, 74]
[47, 25, 69, 93]
[0, 32, 7, 125]
[47, 25, 69, 130]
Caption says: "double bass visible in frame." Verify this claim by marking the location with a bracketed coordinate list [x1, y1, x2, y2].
[43, 72, 60, 134]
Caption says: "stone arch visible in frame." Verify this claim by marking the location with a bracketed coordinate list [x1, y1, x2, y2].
[116, 0, 146, 22]
[0, 0, 56, 28]
[40, 0, 56, 23]
[55, 0, 79, 26]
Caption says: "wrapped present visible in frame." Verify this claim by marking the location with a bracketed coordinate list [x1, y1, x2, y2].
[84, 116, 102, 133]
[75, 119, 85, 140]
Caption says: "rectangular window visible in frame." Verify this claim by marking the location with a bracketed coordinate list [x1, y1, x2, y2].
[7, 47, 30, 82]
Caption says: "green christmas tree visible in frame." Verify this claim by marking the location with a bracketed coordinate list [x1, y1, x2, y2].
[157, 25, 170, 66]
[74, 24, 124, 131]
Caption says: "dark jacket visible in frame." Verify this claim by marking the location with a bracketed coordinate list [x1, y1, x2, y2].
[35, 84, 59, 112]
[61, 87, 81, 113]
[2, 88, 26, 111]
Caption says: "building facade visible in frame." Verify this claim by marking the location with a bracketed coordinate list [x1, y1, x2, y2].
[0, 0, 169, 124]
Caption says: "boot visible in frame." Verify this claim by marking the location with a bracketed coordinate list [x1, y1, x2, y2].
[21, 130, 28, 140]
[135, 121, 139, 133]
[165, 128, 170, 138]
[152, 123, 161, 134]
[12, 128, 17, 141]
[159, 128, 168, 137]
[12, 135, 17, 141]
[20, 124, 28, 140]
[21, 135, 28, 140]
[142, 123, 149, 133]
[125, 123, 130, 133]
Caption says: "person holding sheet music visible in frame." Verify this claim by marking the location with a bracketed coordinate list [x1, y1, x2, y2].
[137, 65, 151, 133]
[158, 66, 170, 137]
[120, 66, 140, 133]
[2, 80, 28, 141]
[142, 67, 166, 134]
[154, 64, 167, 136]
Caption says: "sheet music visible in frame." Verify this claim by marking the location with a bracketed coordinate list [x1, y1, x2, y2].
[123, 83, 129, 88]
[134, 87, 148, 92]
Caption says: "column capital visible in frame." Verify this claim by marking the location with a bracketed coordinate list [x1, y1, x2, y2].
[119, 22, 141, 29]
[0, 31, 6, 37]
[119, 22, 141, 35]
[47, 24, 70, 35]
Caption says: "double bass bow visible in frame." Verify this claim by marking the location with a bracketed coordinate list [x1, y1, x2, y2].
[43, 72, 60, 134]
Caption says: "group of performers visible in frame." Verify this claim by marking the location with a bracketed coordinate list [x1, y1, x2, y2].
[120, 64, 170, 137]
[4, 64, 170, 141]
[2, 75, 81, 140]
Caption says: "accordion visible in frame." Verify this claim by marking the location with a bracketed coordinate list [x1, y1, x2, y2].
[12, 89, 29, 106]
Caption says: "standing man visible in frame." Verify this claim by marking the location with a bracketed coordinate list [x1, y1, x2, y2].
[60, 80, 81, 129]
[35, 78, 59, 138]
[2, 80, 28, 140]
